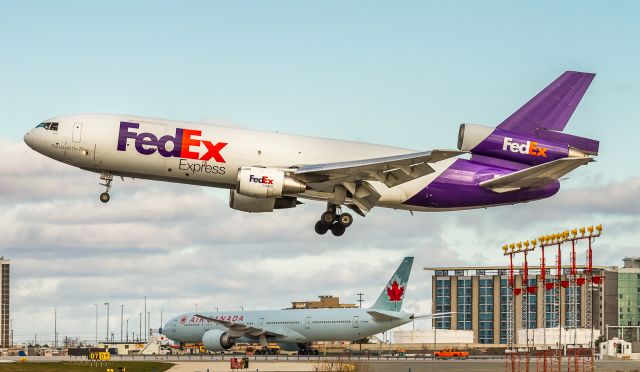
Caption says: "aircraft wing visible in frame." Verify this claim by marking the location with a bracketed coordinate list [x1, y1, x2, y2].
[194, 314, 285, 338]
[479, 157, 594, 193]
[293, 149, 465, 188]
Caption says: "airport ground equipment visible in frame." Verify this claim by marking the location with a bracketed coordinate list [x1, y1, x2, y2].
[501, 225, 602, 372]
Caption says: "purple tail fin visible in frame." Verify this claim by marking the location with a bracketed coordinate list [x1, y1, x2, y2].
[459, 71, 599, 166]
[498, 71, 595, 134]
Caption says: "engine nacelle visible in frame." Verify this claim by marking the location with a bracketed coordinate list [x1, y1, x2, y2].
[202, 329, 236, 352]
[229, 191, 299, 213]
[236, 167, 306, 198]
[457, 123, 574, 165]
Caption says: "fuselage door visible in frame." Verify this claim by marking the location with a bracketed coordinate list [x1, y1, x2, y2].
[258, 318, 264, 329]
[304, 317, 311, 329]
[352, 316, 359, 328]
[72, 122, 83, 143]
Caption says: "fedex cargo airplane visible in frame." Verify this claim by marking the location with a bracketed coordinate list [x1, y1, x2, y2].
[24, 71, 599, 236]
[161, 257, 432, 354]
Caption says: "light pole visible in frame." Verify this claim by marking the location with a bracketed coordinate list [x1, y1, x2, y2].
[53, 309, 57, 349]
[139, 312, 142, 342]
[194, 303, 198, 312]
[148, 312, 151, 338]
[144, 296, 147, 341]
[104, 303, 110, 342]
[160, 309, 165, 331]
[126, 319, 129, 342]
[120, 305, 124, 342]
[94, 304, 98, 345]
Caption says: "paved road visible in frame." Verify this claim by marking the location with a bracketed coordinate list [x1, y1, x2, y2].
[4, 356, 640, 372]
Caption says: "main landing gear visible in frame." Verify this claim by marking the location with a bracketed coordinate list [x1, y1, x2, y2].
[314, 204, 353, 236]
[99, 171, 113, 203]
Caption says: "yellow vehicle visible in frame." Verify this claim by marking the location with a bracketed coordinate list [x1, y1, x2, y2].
[254, 343, 280, 355]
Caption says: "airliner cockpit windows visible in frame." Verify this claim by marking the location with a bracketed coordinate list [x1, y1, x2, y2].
[36, 122, 59, 131]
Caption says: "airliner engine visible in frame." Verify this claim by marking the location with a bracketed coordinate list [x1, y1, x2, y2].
[202, 329, 236, 351]
[236, 167, 306, 198]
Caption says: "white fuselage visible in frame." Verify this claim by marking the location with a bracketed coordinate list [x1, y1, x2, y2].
[23, 114, 456, 210]
[164, 308, 412, 344]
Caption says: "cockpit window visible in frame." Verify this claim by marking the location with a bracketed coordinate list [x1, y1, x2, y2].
[36, 122, 59, 131]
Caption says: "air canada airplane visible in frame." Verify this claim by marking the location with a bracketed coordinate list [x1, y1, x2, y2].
[161, 257, 437, 354]
[24, 71, 599, 236]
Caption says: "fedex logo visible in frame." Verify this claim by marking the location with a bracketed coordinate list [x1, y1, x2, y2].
[502, 137, 547, 157]
[117, 122, 228, 162]
[249, 174, 274, 185]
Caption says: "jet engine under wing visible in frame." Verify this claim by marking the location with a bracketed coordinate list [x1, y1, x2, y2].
[293, 149, 465, 188]
[479, 157, 594, 193]
[194, 314, 284, 338]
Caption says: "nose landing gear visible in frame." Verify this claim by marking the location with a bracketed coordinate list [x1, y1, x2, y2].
[314, 204, 353, 236]
[99, 171, 113, 203]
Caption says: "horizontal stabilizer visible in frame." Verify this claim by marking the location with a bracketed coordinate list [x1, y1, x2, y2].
[480, 157, 593, 193]
[367, 310, 402, 321]
[412, 312, 455, 320]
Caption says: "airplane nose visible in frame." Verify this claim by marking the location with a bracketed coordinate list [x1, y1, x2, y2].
[23, 131, 33, 148]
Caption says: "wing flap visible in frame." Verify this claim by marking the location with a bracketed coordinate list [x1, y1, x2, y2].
[479, 157, 593, 193]
[294, 149, 465, 188]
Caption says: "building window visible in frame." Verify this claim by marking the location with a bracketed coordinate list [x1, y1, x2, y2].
[435, 278, 451, 329]
[476, 270, 485, 276]
[457, 279, 472, 330]
[500, 278, 509, 344]
[478, 278, 494, 344]
[455, 270, 465, 276]
[524, 278, 537, 329]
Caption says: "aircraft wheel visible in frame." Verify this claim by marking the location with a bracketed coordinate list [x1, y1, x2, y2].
[99, 192, 110, 203]
[320, 211, 335, 225]
[338, 213, 353, 227]
[313, 349, 320, 355]
[330, 223, 346, 237]
[314, 221, 329, 235]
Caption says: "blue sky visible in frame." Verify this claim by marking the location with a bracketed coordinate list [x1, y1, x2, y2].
[1, 1, 639, 344]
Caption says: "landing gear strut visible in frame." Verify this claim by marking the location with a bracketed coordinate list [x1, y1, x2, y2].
[314, 204, 353, 236]
[99, 171, 113, 203]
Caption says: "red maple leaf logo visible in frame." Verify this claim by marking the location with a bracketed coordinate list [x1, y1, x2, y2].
[386, 280, 405, 302]
[179, 316, 188, 324]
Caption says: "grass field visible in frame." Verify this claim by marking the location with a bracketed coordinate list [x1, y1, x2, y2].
[0, 362, 174, 372]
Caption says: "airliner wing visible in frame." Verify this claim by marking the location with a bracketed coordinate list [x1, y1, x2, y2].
[194, 314, 284, 338]
[293, 149, 465, 188]
[479, 157, 593, 193]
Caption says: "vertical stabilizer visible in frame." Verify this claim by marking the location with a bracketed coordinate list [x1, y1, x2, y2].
[371, 257, 414, 311]
[498, 71, 595, 134]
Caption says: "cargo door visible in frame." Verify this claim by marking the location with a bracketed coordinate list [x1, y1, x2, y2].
[72, 122, 83, 143]
[304, 317, 311, 329]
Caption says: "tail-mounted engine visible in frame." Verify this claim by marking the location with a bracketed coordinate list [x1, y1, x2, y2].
[457, 124, 597, 166]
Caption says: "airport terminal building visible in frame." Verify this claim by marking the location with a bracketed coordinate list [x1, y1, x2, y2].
[424, 260, 640, 345]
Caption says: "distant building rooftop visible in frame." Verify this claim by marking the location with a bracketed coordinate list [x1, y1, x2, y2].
[289, 295, 357, 309]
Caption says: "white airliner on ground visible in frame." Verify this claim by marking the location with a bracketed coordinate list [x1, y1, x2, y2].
[24, 72, 599, 236]
[161, 257, 440, 354]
